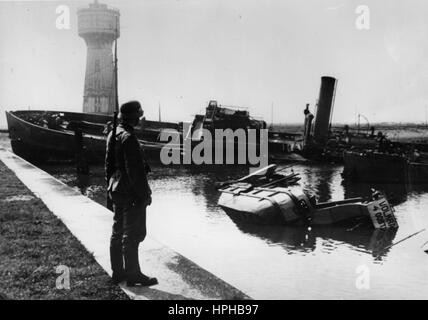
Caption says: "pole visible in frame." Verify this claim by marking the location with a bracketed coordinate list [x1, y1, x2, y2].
[107, 15, 119, 211]
[114, 15, 119, 116]
[271, 102, 273, 128]
[425, 105, 427, 128]
[357, 114, 360, 135]
[382, 229, 425, 251]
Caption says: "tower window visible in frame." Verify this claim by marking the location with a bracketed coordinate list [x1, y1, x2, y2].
[95, 59, 100, 72]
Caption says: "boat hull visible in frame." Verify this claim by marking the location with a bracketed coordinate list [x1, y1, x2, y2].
[343, 151, 407, 183]
[218, 184, 398, 229]
[218, 186, 313, 225]
[5, 110, 180, 164]
[343, 150, 428, 184]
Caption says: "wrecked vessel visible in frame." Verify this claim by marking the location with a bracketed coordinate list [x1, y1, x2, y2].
[5, 110, 181, 163]
[218, 166, 398, 229]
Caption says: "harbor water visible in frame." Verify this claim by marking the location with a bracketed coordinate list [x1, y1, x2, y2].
[41, 162, 428, 299]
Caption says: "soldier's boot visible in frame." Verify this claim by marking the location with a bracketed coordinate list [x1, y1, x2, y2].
[110, 244, 126, 285]
[124, 244, 158, 287]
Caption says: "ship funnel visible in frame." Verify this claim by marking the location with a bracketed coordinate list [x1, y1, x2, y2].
[313, 76, 337, 144]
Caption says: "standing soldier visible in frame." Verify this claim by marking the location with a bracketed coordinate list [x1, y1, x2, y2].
[105, 101, 158, 287]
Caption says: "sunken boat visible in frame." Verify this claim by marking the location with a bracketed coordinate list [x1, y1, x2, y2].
[5, 110, 181, 164]
[300, 76, 393, 162]
[343, 149, 428, 184]
[217, 164, 399, 229]
[186, 100, 304, 164]
[341, 124, 428, 184]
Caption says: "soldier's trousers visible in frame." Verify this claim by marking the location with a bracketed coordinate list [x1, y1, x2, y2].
[109, 192, 147, 273]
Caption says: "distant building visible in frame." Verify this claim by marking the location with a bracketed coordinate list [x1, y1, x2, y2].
[77, 1, 120, 114]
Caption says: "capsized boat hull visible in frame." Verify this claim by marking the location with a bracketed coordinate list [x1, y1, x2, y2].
[218, 184, 398, 229]
[218, 185, 313, 225]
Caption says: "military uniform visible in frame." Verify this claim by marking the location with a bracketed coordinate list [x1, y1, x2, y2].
[105, 101, 157, 286]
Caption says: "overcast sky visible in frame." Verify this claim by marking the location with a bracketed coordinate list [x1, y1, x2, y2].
[1, 0, 428, 129]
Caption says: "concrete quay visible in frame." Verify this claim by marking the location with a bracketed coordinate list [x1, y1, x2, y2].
[0, 146, 250, 300]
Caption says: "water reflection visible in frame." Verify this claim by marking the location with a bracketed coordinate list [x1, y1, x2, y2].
[185, 165, 248, 209]
[75, 173, 91, 192]
[296, 164, 342, 202]
[342, 179, 409, 206]
[342, 178, 428, 206]
[228, 217, 397, 259]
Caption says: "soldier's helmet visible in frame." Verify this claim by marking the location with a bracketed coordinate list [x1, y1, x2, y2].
[119, 101, 144, 121]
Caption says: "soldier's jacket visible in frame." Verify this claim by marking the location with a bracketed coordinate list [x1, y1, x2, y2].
[105, 123, 151, 202]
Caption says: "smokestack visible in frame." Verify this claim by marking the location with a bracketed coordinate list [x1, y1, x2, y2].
[313, 76, 337, 144]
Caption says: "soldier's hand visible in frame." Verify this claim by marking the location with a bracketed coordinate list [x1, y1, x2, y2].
[136, 195, 151, 207]
[145, 195, 152, 207]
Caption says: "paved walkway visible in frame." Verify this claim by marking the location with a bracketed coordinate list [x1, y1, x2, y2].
[0, 147, 250, 300]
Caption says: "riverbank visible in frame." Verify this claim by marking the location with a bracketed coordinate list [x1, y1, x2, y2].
[0, 159, 128, 299]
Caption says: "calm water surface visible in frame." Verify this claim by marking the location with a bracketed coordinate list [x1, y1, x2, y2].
[41, 162, 428, 299]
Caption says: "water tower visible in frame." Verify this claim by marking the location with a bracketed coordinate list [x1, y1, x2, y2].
[77, 1, 120, 114]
